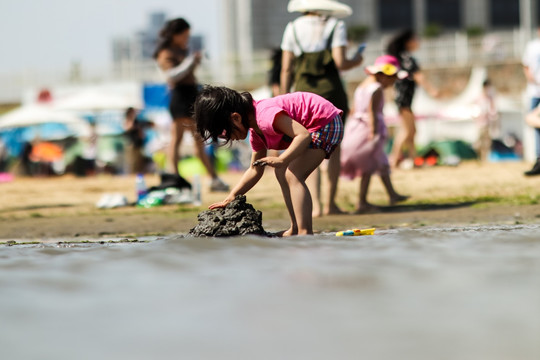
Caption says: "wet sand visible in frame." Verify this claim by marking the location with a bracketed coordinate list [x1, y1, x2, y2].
[3, 162, 539, 360]
[1, 161, 540, 241]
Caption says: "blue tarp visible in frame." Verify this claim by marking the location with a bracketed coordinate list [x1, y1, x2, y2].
[143, 83, 170, 110]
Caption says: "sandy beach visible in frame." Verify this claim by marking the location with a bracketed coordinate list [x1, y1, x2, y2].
[1, 160, 540, 241]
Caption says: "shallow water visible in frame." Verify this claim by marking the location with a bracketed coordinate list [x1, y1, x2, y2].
[1, 225, 540, 360]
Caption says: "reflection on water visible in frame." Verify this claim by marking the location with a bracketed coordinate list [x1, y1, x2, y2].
[1, 225, 540, 360]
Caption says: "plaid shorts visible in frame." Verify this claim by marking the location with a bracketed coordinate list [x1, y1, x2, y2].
[309, 115, 344, 159]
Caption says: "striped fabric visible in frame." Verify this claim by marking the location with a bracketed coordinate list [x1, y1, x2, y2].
[309, 115, 344, 159]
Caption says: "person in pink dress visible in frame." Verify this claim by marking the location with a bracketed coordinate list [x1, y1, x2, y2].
[193, 86, 344, 236]
[341, 55, 409, 213]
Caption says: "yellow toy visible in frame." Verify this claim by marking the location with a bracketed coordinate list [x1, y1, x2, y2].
[335, 228, 375, 236]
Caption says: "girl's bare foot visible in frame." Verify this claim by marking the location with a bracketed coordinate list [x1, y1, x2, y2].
[389, 155, 401, 169]
[389, 194, 409, 206]
[323, 204, 346, 216]
[312, 201, 322, 218]
[354, 203, 381, 214]
[276, 228, 296, 237]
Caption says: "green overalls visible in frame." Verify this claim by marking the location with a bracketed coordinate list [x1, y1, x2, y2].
[292, 19, 349, 116]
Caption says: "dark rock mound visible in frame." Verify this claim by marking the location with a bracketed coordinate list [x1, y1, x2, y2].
[188, 195, 266, 237]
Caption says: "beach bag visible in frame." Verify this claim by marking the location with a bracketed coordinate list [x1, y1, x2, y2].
[292, 19, 349, 114]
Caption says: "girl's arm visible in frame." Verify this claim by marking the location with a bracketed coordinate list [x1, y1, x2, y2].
[253, 113, 311, 168]
[208, 150, 267, 209]
[332, 46, 363, 71]
[280, 50, 295, 94]
[523, 65, 537, 84]
[155, 49, 201, 86]
[526, 105, 540, 128]
[369, 87, 383, 138]
[413, 71, 440, 98]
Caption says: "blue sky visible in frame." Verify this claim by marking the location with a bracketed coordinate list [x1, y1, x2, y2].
[0, 0, 219, 73]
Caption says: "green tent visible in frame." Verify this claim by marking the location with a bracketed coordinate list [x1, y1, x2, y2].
[417, 140, 477, 161]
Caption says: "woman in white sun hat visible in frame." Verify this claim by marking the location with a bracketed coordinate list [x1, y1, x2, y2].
[280, 0, 363, 217]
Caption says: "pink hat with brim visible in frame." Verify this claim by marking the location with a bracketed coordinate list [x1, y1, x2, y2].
[365, 55, 408, 79]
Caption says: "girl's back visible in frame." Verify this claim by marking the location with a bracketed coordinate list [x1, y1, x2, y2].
[341, 81, 389, 178]
[351, 81, 384, 126]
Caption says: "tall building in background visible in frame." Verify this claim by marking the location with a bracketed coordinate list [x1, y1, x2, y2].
[236, 0, 538, 53]
[1, 1, 535, 103]
[107, 0, 540, 87]
[112, 1, 538, 79]
[111, 11, 205, 81]
[112, 11, 167, 65]
[250, 0, 295, 50]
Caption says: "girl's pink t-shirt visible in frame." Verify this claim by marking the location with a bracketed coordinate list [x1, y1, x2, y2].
[250, 92, 342, 151]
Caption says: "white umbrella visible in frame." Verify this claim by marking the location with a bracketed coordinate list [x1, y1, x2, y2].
[54, 90, 143, 111]
[0, 105, 91, 137]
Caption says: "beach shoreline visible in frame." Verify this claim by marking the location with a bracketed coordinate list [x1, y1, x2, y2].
[1, 161, 539, 242]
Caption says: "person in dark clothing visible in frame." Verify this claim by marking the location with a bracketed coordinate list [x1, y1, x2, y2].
[387, 29, 439, 168]
[154, 18, 229, 192]
[268, 48, 283, 97]
[123, 107, 146, 173]
[20, 142, 33, 176]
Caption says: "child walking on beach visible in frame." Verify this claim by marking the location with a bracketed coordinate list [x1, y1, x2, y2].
[474, 79, 499, 162]
[193, 86, 344, 236]
[340, 55, 408, 213]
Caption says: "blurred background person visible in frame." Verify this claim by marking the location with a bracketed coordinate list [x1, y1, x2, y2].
[154, 17, 229, 191]
[123, 107, 146, 174]
[473, 79, 499, 162]
[20, 142, 34, 176]
[0, 138, 6, 173]
[74, 122, 98, 177]
[341, 55, 409, 213]
[280, 0, 363, 216]
[267, 48, 284, 158]
[268, 48, 283, 97]
[386, 29, 439, 169]
[522, 26, 540, 176]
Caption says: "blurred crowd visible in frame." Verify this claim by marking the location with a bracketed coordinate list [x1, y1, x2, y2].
[0, 0, 537, 205]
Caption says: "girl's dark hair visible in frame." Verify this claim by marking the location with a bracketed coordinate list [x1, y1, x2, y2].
[153, 18, 190, 59]
[193, 86, 254, 145]
[386, 29, 416, 57]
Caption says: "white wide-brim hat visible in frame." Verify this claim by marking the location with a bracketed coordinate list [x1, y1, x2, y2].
[287, 0, 353, 18]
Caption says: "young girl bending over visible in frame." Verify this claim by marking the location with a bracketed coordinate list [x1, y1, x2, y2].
[340, 55, 408, 213]
[194, 86, 344, 236]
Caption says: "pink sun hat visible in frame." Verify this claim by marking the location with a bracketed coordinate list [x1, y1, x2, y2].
[365, 55, 408, 79]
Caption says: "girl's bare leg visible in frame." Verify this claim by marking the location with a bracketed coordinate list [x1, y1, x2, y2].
[356, 174, 378, 213]
[324, 145, 344, 215]
[275, 166, 298, 236]
[188, 125, 218, 179]
[379, 173, 409, 205]
[390, 108, 416, 167]
[169, 118, 187, 174]
[355, 174, 380, 214]
[280, 148, 326, 236]
[306, 167, 322, 217]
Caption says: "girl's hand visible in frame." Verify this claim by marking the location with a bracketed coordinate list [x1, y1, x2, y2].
[209, 196, 234, 210]
[353, 53, 364, 66]
[193, 51, 203, 64]
[253, 156, 285, 168]
[429, 88, 441, 98]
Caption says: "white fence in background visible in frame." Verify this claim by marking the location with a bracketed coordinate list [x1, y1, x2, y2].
[0, 29, 532, 103]
[344, 29, 528, 80]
